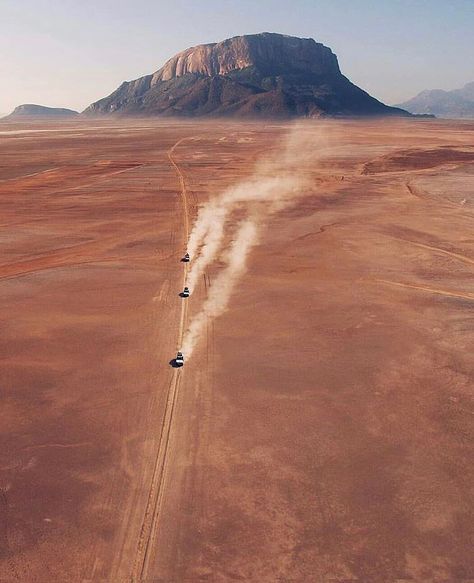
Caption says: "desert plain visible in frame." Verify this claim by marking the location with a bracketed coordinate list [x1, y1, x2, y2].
[0, 117, 473, 582]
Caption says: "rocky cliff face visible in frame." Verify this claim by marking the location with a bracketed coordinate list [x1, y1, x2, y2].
[84, 33, 409, 118]
[3, 104, 79, 119]
[151, 33, 340, 82]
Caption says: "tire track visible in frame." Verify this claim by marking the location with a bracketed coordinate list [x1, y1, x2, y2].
[131, 137, 193, 582]
[0, 163, 145, 197]
[391, 237, 474, 267]
[373, 278, 474, 302]
[405, 179, 471, 213]
[0, 230, 155, 281]
[0, 256, 151, 282]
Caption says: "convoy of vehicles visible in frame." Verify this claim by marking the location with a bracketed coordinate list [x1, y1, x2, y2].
[175, 252, 190, 365]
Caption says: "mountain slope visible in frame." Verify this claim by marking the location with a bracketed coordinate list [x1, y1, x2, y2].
[3, 104, 79, 119]
[396, 82, 474, 118]
[84, 33, 408, 118]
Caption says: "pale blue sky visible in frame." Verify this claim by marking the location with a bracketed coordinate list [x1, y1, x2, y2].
[1, 0, 473, 114]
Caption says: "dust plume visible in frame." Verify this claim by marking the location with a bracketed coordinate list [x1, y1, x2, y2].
[185, 205, 229, 292]
[182, 123, 329, 358]
[182, 218, 258, 357]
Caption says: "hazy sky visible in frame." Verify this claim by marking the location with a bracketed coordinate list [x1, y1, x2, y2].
[1, 0, 473, 114]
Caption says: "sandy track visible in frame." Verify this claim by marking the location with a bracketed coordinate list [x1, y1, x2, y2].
[132, 138, 193, 582]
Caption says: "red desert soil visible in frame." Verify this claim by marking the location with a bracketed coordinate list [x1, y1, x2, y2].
[0, 118, 473, 582]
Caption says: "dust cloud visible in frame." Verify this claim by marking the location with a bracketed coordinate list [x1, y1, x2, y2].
[182, 218, 258, 356]
[182, 124, 328, 358]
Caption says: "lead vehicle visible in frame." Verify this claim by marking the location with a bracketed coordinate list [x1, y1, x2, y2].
[175, 351, 184, 366]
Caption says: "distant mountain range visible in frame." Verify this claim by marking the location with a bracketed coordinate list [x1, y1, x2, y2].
[396, 82, 474, 118]
[84, 33, 409, 119]
[2, 104, 78, 119]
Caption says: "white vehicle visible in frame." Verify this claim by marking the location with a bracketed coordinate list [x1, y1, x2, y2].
[175, 351, 184, 366]
[182, 253, 190, 262]
[182, 287, 190, 297]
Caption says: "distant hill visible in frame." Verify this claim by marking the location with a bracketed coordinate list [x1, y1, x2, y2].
[396, 82, 474, 118]
[3, 104, 79, 119]
[84, 32, 409, 119]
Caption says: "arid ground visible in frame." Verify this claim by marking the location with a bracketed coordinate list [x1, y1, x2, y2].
[0, 118, 473, 582]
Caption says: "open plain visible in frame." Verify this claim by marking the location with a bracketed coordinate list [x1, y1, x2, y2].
[0, 118, 473, 582]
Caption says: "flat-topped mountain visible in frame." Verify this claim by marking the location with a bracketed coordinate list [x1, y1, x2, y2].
[3, 104, 79, 119]
[84, 33, 409, 118]
[396, 82, 474, 118]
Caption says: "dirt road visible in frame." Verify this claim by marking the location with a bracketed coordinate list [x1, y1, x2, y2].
[131, 138, 193, 582]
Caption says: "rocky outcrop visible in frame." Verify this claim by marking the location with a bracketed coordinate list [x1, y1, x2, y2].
[3, 104, 79, 119]
[84, 33, 409, 119]
[151, 33, 340, 82]
[396, 82, 474, 118]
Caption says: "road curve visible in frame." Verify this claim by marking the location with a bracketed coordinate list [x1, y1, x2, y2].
[131, 138, 192, 582]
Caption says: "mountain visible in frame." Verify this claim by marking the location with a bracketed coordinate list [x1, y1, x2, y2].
[396, 82, 474, 118]
[84, 33, 409, 119]
[3, 104, 79, 119]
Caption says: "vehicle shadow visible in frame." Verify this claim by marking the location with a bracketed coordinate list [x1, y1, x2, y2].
[169, 359, 183, 368]
[178, 292, 188, 298]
